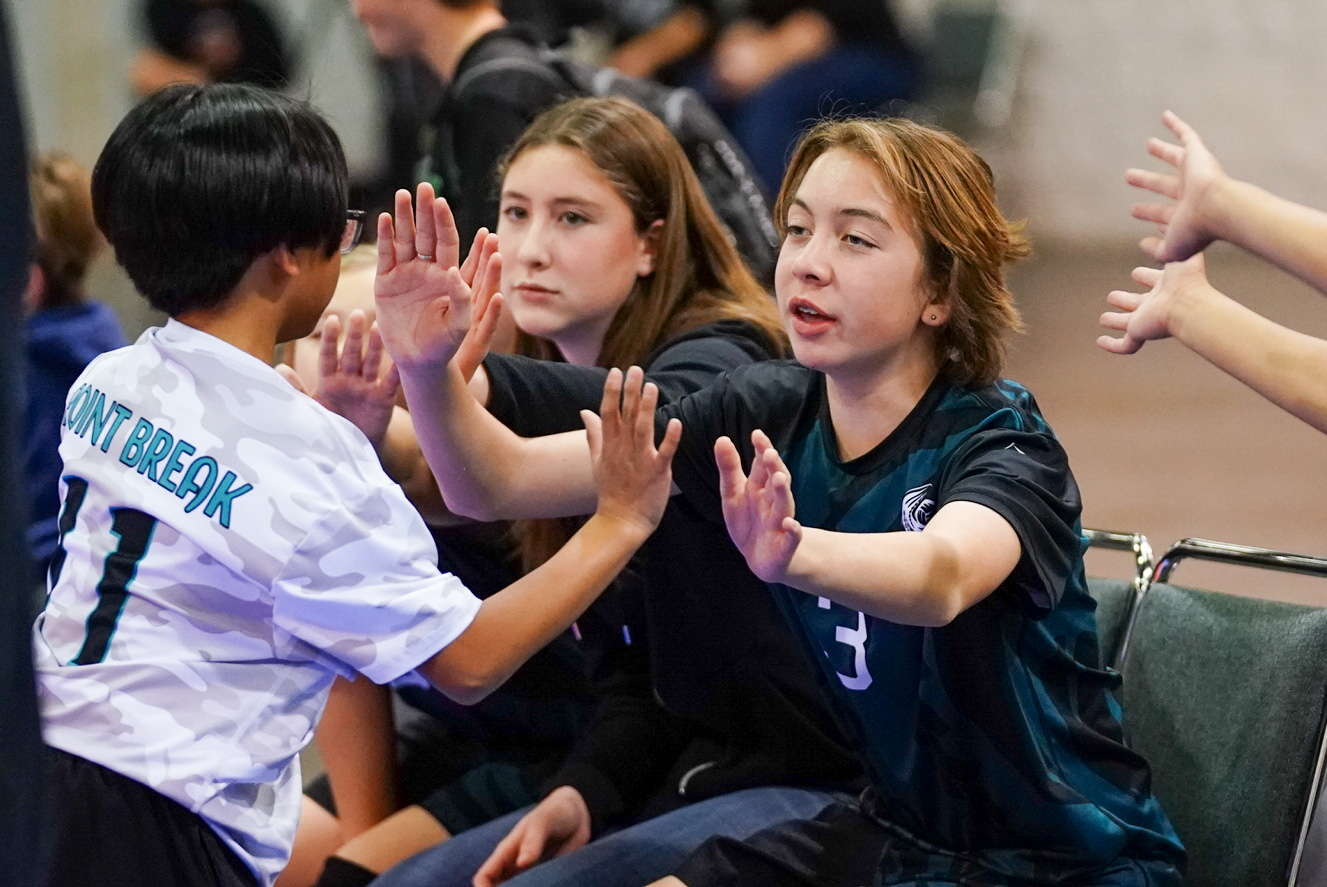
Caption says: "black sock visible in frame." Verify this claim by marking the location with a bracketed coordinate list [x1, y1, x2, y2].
[314, 856, 378, 887]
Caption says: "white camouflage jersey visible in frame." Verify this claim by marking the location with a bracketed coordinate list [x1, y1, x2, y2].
[33, 320, 482, 886]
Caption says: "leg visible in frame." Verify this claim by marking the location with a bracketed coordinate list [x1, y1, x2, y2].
[371, 805, 532, 887]
[670, 797, 887, 887]
[496, 786, 842, 887]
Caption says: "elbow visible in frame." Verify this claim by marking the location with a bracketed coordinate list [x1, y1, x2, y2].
[442, 489, 501, 523]
[432, 666, 500, 706]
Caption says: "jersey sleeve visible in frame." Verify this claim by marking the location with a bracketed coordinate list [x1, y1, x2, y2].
[270, 483, 482, 685]
[936, 422, 1085, 611]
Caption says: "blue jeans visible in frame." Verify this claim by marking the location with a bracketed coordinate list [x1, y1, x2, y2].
[371, 785, 845, 887]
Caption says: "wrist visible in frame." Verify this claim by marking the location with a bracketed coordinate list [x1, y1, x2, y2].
[1200, 174, 1243, 246]
[584, 509, 655, 550]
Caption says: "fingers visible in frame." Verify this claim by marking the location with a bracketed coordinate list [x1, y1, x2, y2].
[1096, 331, 1144, 355]
[1125, 168, 1180, 200]
[657, 417, 682, 465]
[1130, 201, 1174, 226]
[275, 363, 308, 395]
[598, 367, 623, 431]
[414, 182, 437, 262]
[1162, 109, 1202, 149]
[318, 313, 342, 381]
[1105, 288, 1143, 312]
[1146, 136, 1184, 169]
[715, 436, 745, 500]
[1138, 235, 1166, 262]
[459, 227, 488, 285]
[434, 191, 461, 268]
[340, 310, 366, 377]
[1129, 265, 1162, 288]
[473, 825, 526, 887]
[393, 188, 418, 261]
[376, 212, 395, 276]
[456, 293, 503, 382]
[582, 408, 603, 461]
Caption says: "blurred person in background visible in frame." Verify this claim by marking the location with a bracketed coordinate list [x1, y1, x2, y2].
[131, 0, 291, 96]
[22, 152, 126, 593]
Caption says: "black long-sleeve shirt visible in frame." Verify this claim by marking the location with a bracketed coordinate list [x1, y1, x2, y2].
[483, 321, 864, 832]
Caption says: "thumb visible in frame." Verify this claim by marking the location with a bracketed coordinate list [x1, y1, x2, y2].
[516, 815, 550, 867]
[582, 409, 603, 462]
[714, 436, 745, 498]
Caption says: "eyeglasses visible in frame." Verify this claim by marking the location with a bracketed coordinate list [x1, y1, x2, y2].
[341, 210, 366, 255]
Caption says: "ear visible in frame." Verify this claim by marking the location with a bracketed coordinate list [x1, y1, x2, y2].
[270, 244, 302, 278]
[636, 219, 664, 278]
[921, 296, 951, 327]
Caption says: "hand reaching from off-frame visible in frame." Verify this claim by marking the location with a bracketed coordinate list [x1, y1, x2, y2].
[1097, 253, 1213, 355]
[1126, 111, 1228, 263]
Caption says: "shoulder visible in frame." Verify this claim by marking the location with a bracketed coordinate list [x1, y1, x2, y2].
[937, 378, 1057, 438]
[452, 27, 568, 103]
[646, 319, 779, 369]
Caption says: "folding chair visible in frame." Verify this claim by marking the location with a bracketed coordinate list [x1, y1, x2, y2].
[1081, 527, 1152, 670]
[1117, 538, 1327, 886]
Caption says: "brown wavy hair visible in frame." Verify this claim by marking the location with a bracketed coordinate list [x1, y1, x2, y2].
[775, 117, 1029, 387]
[501, 95, 786, 570]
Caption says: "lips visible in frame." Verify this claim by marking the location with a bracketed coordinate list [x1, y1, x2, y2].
[787, 297, 835, 335]
[512, 282, 558, 303]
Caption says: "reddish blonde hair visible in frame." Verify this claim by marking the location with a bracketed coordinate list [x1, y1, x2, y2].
[776, 117, 1028, 387]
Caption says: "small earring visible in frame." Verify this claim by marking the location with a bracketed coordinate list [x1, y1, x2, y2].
[929, 314, 937, 321]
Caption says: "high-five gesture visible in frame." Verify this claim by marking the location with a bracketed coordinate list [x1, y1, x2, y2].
[1126, 111, 1228, 263]
[1097, 254, 1211, 355]
[373, 183, 502, 372]
[715, 430, 802, 583]
[584, 366, 682, 539]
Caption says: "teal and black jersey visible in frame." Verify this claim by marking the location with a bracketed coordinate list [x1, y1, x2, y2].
[661, 361, 1184, 881]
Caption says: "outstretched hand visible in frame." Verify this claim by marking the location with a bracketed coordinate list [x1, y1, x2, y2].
[715, 430, 802, 583]
[311, 310, 401, 448]
[373, 183, 502, 372]
[1097, 253, 1212, 355]
[583, 366, 682, 539]
[1126, 110, 1228, 263]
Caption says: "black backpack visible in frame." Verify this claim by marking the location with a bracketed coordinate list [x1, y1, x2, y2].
[450, 46, 780, 283]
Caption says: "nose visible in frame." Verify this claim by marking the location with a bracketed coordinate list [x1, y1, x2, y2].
[513, 217, 552, 270]
[788, 231, 831, 285]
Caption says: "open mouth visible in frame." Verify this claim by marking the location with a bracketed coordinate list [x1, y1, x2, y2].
[789, 298, 833, 324]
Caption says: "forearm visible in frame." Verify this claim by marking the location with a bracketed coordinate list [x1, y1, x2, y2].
[1169, 281, 1327, 432]
[781, 503, 1019, 626]
[313, 676, 399, 835]
[768, 9, 836, 68]
[1204, 178, 1327, 295]
[375, 407, 458, 526]
[784, 528, 972, 626]
[610, 7, 708, 77]
[397, 360, 595, 520]
[422, 513, 651, 703]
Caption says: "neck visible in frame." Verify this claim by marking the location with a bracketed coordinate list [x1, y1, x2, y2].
[422, 5, 507, 82]
[173, 257, 292, 364]
[823, 352, 939, 462]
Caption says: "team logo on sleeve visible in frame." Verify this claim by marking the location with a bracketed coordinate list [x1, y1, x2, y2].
[901, 484, 935, 532]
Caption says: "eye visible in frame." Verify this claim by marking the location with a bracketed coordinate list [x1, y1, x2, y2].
[559, 211, 588, 226]
[844, 233, 878, 249]
[500, 205, 527, 222]
[784, 224, 810, 239]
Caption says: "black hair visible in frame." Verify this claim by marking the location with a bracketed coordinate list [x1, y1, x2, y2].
[91, 83, 348, 317]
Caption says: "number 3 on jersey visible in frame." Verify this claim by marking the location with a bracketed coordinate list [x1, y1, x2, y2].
[50, 477, 158, 666]
[818, 596, 873, 690]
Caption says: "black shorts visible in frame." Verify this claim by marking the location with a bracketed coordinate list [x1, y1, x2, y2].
[673, 793, 1185, 887]
[42, 746, 258, 887]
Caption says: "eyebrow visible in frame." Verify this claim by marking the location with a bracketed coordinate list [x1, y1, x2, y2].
[500, 190, 602, 212]
[790, 197, 892, 230]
